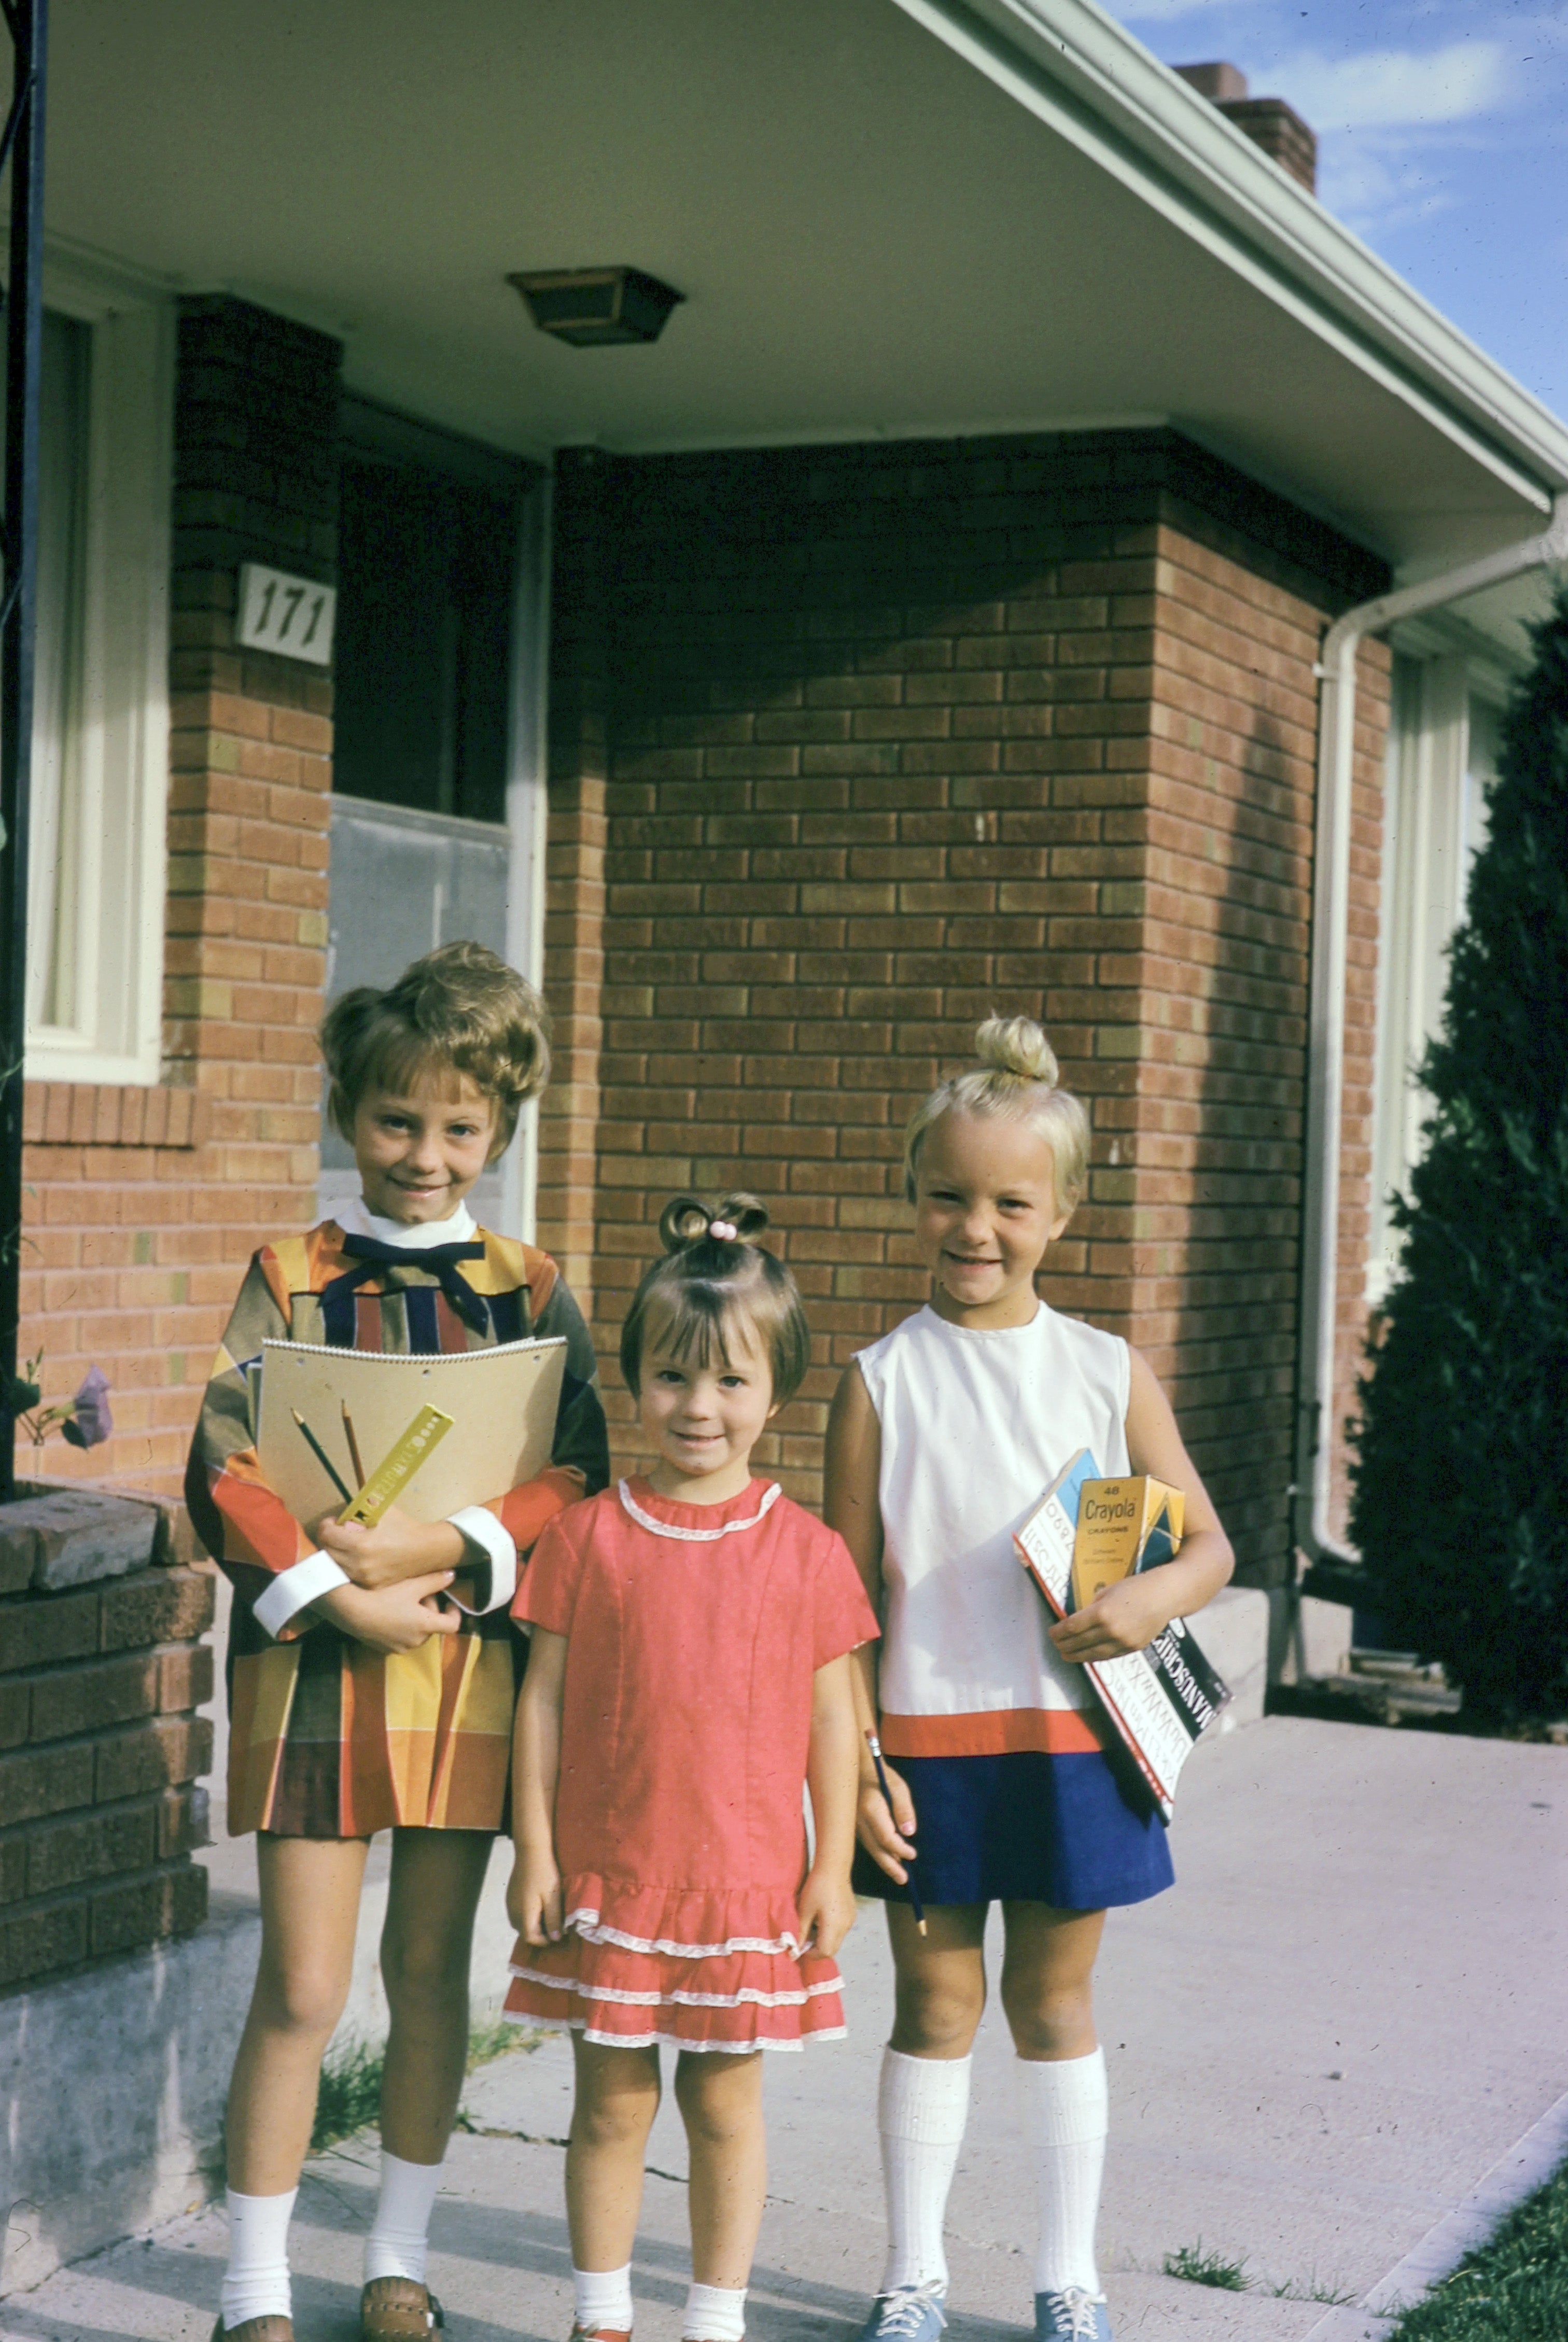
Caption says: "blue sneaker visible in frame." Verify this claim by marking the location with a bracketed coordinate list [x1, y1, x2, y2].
[858, 2285, 949, 2342]
[1034, 2292, 1111, 2342]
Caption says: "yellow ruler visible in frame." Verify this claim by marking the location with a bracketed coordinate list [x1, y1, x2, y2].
[338, 1404, 455, 1527]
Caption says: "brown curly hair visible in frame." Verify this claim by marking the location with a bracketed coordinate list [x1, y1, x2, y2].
[320, 942, 550, 1163]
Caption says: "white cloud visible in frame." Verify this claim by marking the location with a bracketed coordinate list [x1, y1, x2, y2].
[1113, 0, 1235, 21]
[1251, 40, 1516, 131]
[1315, 138, 1458, 234]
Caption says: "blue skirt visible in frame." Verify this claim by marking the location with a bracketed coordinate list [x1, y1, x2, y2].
[852, 1748, 1174, 1912]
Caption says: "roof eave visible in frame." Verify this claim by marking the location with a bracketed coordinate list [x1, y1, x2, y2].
[892, 0, 1568, 516]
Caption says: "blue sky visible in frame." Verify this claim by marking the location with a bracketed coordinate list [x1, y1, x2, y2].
[1102, 0, 1568, 417]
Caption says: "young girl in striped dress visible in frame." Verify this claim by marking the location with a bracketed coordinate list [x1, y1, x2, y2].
[187, 943, 608, 2342]
[505, 1197, 879, 2342]
[825, 1019, 1235, 2342]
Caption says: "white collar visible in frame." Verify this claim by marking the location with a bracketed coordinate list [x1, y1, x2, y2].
[332, 1193, 479, 1250]
[618, 1478, 783, 1542]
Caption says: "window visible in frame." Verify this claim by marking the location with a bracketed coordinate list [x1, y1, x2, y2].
[319, 400, 544, 1232]
[332, 431, 519, 822]
[22, 271, 172, 1084]
[1369, 654, 1503, 1297]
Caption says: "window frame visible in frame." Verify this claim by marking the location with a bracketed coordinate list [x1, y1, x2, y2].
[24, 252, 173, 1087]
[1368, 647, 1510, 1301]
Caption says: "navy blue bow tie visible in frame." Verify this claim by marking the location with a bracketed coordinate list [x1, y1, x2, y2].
[321, 1231, 489, 1335]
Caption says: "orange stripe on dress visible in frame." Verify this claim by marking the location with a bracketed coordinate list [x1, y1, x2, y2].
[425, 1630, 480, 1825]
[436, 1292, 473, 1353]
[879, 1708, 1105, 1758]
[214, 1460, 312, 1574]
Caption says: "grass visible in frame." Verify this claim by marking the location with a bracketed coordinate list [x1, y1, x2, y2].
[1163, 2155, 1568, 2333]
[1163, 2242, 1249, 2290]
[309, 2013, 533, 2153]
[1163, 2242, 1353, 2306]
[1379, 2155, 1568, 2339]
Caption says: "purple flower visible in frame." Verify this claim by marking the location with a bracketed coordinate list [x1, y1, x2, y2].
[62, 1365, 113, 1449]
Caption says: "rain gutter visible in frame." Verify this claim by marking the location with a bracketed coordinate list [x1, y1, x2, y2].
[1295, 496, 1568, 1598]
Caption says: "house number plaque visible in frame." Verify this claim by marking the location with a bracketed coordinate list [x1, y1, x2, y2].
[235, 563, 337, 666]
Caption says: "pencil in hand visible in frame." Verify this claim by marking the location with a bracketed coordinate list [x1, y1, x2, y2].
[866, 1728, 927, 1934]
[289, 1407, 354, 1507]
[340, 1401, 366, 1490]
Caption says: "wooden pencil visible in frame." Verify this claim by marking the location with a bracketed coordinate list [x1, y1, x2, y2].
[865, 1728, 927, 1933]
[340, 1401, 366, 1490]
[289, 1406, 354, 1506]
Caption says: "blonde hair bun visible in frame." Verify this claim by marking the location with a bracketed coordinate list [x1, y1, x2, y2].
[902, 1013, 1089, 1213]
[974, 1014, 1058, 1088]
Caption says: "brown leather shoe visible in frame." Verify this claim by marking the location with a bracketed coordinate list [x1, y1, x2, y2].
[211, 2320, 295, 2342]
[569, 2329, 631, 2342]
[361, 2277, 445, 2341]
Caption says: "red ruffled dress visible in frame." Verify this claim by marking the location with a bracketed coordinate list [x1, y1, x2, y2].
[504, 1475, 880, 2052]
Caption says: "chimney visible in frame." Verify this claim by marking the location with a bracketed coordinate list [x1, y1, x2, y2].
[1173, 61, 1317, 194]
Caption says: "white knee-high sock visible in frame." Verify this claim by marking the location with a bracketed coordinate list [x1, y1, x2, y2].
[1020, 2050, 1108, 2297]
[682, 2281, 747, 2341]
[573, 2264, 634, 2334]
[364, 2150, 442, 2284]
[878, 2048, 973, 2295]
[221, 2187, 297, 2329]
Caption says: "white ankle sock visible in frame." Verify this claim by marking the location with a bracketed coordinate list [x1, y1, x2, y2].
[363, 2149, 443, 2284]
[221, 2186, 297, 2329]
[573, 2264, 634, 2335]
[682, 2281, 747, 2341]
[877, 2047, 972, 2295]
[1020, 2049, 1108, 2297]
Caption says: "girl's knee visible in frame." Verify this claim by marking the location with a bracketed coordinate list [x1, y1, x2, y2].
[251, 1956, 352, 2042]
[999, 1973, 1094, 2059]
[381, 1927, 468, 2015]
[890, 1974, 985, 2057]
[674, 2053, 763, 2145]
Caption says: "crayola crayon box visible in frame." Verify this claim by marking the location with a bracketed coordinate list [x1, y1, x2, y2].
[1069, 1475, 1186, 1612]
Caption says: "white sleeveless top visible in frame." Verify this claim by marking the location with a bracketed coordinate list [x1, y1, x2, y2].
[856, 1301, 1130, 1759]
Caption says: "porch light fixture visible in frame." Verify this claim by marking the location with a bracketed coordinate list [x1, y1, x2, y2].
[508, 267, 684, 347]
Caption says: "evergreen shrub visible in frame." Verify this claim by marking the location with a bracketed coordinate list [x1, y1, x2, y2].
[1350, 584, 1568, 1718]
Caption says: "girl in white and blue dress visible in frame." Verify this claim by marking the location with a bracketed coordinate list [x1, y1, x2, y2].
[825, 1017, 1235, 2342]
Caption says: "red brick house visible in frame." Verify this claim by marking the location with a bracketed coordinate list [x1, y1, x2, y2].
[13, 0, 1568, 1734]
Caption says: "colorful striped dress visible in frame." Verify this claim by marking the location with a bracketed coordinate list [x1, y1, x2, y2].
[186, 1202, 608, 1839]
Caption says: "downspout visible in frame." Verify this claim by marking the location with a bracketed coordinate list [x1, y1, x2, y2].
[1295, 492, 1568, 1601]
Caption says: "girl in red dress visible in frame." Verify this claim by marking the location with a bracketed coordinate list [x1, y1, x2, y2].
[505, 1196, 878, 2342]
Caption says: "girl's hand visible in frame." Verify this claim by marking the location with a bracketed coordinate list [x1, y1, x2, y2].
[508, 1843, 565, 1945]
[314, 1571, 459, 1654]
[314, 1505, 463, 1591]
[1049, 1572, 1179, 1664]
[797, 1866, 857, 1960]
[857, 1760, 918, 1884]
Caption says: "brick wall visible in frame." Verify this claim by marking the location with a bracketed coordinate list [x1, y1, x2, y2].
[1134, 517, 1390, 1573]
[535, 453, 609, 1309]
[543, 430, 1387, 1585]
[0, 1556, 213, 1988]
[16, 296, 340, 1497]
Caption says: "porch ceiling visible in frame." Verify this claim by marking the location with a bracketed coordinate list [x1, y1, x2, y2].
[46, 0, 1568, 577]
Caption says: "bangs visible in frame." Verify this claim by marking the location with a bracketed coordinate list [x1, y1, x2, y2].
[360, 1025, 478, 1103]
[641, 1283, 759, 1375]
[620, 1237, 813, 1405]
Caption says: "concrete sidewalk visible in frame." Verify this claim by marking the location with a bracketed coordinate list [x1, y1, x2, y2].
[6, 1717, 1567, 2342]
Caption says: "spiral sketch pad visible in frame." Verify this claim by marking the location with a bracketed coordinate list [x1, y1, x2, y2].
[256, 1335, 566, 1528]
